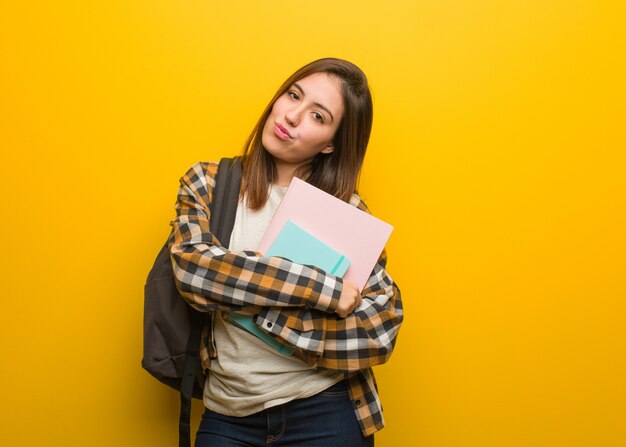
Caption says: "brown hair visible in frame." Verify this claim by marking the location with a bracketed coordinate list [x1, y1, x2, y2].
[240, 58, 373, 210]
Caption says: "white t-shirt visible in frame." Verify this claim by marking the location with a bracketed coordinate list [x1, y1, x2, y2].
[204, 184, 344, 416]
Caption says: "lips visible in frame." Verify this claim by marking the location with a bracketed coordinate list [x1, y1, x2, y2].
[274, 123, 292, 140]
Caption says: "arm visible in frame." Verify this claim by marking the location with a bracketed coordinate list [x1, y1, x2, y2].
[169, 162, 344, 313]
[276, 250, 403, 372]
[315, 251, 403, 371]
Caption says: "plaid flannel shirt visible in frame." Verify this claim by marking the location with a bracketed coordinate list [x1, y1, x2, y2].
[169, 161, 403, 437]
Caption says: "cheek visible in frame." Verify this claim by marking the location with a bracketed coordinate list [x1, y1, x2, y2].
[301, 130, 333, 152]
[261, 119, 271, 139]
[263, 104, 281, 130]
[270, 98, 287, 116]
[317, 127, 338, 145]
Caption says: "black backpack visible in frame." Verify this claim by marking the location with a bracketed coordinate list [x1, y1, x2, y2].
[142, 157, 242, 447]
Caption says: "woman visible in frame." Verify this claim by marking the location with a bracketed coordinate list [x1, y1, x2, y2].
[169, 58, 403, 447]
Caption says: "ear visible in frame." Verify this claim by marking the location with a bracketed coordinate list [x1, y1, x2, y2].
[320, 143, 334, 154]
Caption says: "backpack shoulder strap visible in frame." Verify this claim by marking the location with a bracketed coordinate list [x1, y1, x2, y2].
[209, 157, 242, 248]
[179, 156, 242, 447]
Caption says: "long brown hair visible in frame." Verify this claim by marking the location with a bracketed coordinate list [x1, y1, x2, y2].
[240, 58, 373, 210]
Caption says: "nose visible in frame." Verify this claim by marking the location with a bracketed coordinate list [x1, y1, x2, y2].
[284, 104, 303, 127]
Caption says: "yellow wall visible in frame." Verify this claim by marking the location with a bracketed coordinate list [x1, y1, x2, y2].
[1, 1, 625, 446]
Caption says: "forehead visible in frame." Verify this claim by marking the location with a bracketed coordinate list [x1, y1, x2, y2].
[293, 72, 344, 118]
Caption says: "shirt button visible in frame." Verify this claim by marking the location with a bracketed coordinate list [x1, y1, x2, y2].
[266, 322, 273, 328]
[354, 400, 361, 406]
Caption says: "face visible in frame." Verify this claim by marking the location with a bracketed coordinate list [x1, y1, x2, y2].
[261, 72, 344, 169]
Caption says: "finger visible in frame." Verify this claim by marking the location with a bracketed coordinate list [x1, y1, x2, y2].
[354, 296, 362, 311]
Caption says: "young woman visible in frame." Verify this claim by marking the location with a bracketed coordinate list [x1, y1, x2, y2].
[169, 58, 403, 447]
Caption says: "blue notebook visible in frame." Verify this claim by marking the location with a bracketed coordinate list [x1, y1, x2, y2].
[227, 220, 350, 356]
[266, 220, 351, 276]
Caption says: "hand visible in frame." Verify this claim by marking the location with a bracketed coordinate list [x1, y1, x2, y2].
[335, 280, 362, 318]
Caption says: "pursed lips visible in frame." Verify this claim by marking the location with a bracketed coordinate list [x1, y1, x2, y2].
[275, 123, 292, 139]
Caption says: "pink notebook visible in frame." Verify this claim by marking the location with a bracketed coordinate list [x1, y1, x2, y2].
[258, 177, 393, 291]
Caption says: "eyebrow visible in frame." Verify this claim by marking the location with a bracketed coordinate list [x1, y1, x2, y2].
[293, 82, 335, 123]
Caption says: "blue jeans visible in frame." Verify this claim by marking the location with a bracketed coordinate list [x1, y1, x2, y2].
[195, 380, 375, 447]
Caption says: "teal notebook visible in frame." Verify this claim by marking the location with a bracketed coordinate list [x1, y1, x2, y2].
[265, 220, 351, 276]
[227, 220, 350, 356]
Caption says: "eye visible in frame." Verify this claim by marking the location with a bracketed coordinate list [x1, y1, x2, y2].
[287, 90, 300, 101]
[313, 112, 325, 123]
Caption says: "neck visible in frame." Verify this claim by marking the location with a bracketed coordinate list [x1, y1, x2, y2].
[273, 159, 310, 187]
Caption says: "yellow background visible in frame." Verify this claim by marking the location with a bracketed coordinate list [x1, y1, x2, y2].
[1, 1, 625, 446]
